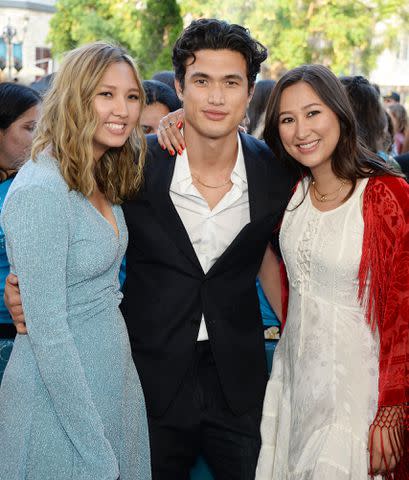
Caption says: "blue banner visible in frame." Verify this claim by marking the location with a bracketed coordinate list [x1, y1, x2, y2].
[13, 42, 22, 71]
[0, 39, 6, 71]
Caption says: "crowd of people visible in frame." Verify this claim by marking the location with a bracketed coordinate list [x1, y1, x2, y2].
[0, 17, 408, 480]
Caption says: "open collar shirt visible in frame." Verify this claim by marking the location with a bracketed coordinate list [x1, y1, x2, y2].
[169, 135, 250, 340]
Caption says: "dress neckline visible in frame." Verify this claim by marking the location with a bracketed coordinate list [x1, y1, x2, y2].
[305, 177, 368, 216]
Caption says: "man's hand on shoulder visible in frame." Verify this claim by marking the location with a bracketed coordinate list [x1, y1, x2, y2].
[4, 273, 27, 334]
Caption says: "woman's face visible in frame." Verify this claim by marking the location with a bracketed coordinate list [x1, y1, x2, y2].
[93, 61, 142, 161]
[277, 81, 340, 177]
[0, 104, 41, 171]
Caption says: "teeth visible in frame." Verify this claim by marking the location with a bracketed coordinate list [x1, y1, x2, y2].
[298, 140, 319, 149]
[105, 123, 125, 130]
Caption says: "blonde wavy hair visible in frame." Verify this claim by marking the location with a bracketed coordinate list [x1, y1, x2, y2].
[32, 41, 146, 204]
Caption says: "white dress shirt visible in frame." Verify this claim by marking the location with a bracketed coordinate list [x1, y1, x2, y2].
[169, 136, 250, 340]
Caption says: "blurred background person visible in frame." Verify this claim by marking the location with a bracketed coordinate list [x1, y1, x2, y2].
[151, 70, 177, 92]
[0, 82, 41, 383]
[141, 80, 181, 134]
[246, 79, 276, 138]
[383, 90, 400, 106]
[340, 75, 401, 170]
[387, 103, 408, 155]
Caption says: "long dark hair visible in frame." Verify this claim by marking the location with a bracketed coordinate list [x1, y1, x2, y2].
[0, 82, 41, 130]
[263, 65, 400, 200]
[247, 79, 276, 135]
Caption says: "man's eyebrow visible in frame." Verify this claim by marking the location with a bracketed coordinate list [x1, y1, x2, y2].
[189, 72, 244, 81]
[224, 74, 244, 81]
[190, 72, 210, 79]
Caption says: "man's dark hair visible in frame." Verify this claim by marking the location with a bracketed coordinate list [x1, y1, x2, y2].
[172, 18, 267, 91]
[142, 80, 181, 112]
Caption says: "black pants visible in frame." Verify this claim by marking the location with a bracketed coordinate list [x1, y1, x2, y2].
[148, 341, 262, 480]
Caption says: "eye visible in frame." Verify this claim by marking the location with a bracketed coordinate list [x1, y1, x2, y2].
[226, 80, 239, 87]
[307, 110, 320, 117]
[128, 93, 139, 100]
[99, 91, 112, 97]
[142, 125, 153, 134]
[194, 79, 208, 86]
[24, 122, 36, 132]
[280, 117, 294, 124]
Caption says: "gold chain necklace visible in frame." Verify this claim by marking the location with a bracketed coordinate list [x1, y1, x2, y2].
[192, 173, 232, 189]
[311, 178, 346, 202]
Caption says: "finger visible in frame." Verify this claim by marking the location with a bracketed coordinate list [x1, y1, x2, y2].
[156, 126, 168, 151]
[6, 293, 22, 308]
[157, 125, 176, 156]
[15, 322, 27, 335]
[165, 123, 185, 154]
[6, 273, 19, 286]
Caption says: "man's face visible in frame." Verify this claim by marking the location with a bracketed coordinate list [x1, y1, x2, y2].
[175, 49, 253, 141]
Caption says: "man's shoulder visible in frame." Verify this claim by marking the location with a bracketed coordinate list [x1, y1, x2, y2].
[239, 132, 273, 160]
[239, 132, 298, 182]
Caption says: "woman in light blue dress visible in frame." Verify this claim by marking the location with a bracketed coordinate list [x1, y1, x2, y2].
[0, 42, 151, 480]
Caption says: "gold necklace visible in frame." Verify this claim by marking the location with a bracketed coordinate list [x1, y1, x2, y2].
[192, 173, 232, 189]
[311, 178, 346, 202]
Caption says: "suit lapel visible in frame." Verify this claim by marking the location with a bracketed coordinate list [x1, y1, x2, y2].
[147, 146, 203, 273]
[240, 132, 271, 223]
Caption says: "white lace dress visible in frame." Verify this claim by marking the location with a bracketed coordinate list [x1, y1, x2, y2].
[256, 178, 381, 480]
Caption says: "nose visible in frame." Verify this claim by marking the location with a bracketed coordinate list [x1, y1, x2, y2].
[294, 118, 310, 140]
[208, 83, 225, 106]
[113, 95, 129, 118]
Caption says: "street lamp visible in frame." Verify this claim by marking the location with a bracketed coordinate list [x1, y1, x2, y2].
[0, 17, 28, 81]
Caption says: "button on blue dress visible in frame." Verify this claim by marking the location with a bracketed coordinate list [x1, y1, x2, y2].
[0, 154, 151, 480]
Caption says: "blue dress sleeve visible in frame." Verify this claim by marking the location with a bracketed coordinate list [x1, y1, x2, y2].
[1, 186, 119, 480]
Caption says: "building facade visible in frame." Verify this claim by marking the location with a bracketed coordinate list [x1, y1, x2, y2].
[0, 0, 55, 83]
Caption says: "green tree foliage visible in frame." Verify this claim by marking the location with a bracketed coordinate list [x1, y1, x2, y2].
[48, 0, 141, 56]
[180, 0, 408, 76]
[48, 0, 183, 78]
[137, 0, 183, 78]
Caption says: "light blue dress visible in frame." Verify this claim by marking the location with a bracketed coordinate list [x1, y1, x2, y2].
[0, 154, 151, 480]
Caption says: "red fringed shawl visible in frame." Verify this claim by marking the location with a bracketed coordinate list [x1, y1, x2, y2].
[359, 176, 409, 478]
[280, 175, 409, 477]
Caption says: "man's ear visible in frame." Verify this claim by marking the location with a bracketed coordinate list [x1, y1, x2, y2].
[175, 79, 184, 102]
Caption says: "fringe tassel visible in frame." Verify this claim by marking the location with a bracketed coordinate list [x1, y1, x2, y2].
[368, 405, 409, 479]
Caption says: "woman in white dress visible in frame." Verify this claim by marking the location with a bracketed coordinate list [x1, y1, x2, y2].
[255, 65, 408, 479]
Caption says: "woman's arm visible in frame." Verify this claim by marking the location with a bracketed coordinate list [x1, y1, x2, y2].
[2, 186, 119, 480]
[258, 244, 282, 322]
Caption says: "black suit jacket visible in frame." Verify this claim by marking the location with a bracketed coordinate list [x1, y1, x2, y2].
[395, 152, 409, 180]
[121, 133, 296, 417]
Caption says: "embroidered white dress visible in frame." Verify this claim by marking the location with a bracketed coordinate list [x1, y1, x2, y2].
[256, 178, 381, 480]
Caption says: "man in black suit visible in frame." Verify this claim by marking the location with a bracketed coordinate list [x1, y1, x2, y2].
[121, 19, 296, 479]
[5, 19, 296, 480]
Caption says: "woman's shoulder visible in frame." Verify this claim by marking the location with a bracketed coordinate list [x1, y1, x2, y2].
[367, 175, 409, 199]
[365, 175, 409, 221]
[8, 153, 69, 199]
